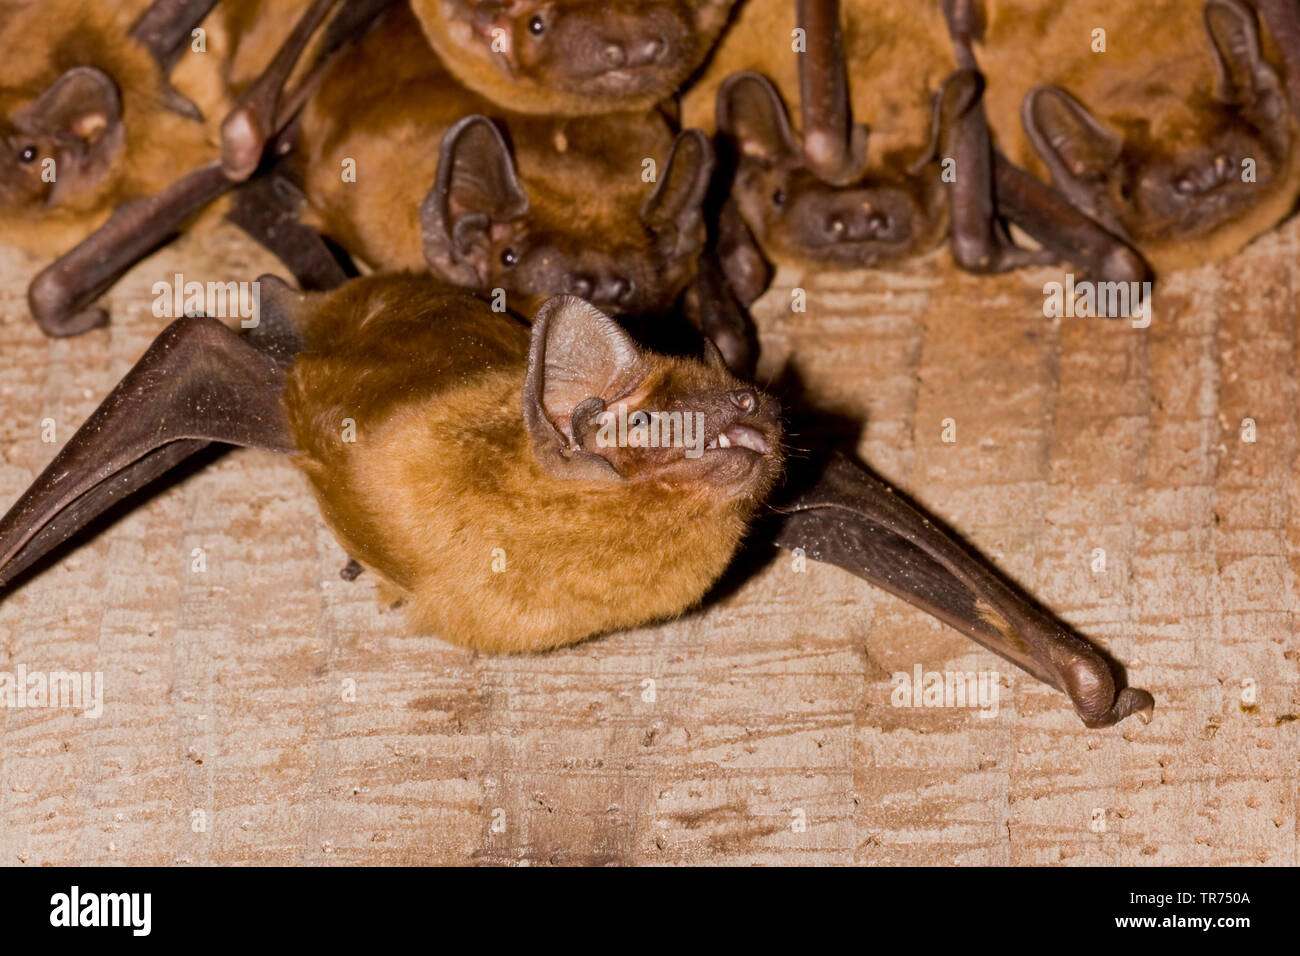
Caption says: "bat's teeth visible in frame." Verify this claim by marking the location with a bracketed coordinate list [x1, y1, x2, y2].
[706, 437, 718, 449]
[717, 432, 732, 449]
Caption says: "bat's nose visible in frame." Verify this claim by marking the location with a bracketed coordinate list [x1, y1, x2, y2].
[598, 35, 668, 70]
[729, 390, 757, 413]
[565, 272, 636, 310]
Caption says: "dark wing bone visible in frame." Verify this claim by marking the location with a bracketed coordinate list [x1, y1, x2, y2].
[935, 0, 1151, 281]
[0, 314, 294, 588]
[773, 453, 1155, 728]
[796, 0, 868, 184]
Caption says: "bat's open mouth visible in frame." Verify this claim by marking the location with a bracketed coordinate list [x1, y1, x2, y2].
[705, 424, 771, 454]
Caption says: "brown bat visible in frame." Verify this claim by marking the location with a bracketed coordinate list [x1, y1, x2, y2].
[406, 0, 742, 116]
[681, 0, 1148, 306]
[975, 0, 1300, 275]
[0, 272, 783, 652]
[0, 270, 1152, 725]
[0, 0, 222, 258]
[294, 1, 713, 319]
[21, 0, 396, 335]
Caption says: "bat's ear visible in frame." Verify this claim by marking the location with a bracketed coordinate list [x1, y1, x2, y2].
[14, 67, 124, 197]
[522, 295, 649, 482]
[1022, 86, 1123, 212]
[716, 72, 800, 163]
[1204, 0, 1284, 120]
[420, 115, 530, 288]
[641, 129, 714, 261]
[16, 67, 122, 144]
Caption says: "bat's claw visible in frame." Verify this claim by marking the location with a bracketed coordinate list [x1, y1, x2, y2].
[1117, 687, 1156, 725]
[220, 106, 268, 182]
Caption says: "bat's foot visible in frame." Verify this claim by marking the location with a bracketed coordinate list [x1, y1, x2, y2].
[28, 273, 109, 337]
[1059, 651, 1155, 728]
[220, 106, 267, 182]
[340, 559, 364, 582]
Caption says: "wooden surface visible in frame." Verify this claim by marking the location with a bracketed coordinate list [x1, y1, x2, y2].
[0, 217, 1297, 866]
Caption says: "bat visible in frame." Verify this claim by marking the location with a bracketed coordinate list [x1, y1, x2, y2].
[0, 270, 1152, 725]
[293, 1, 713, 320]
[21, 0, 395, 336]
[681, 0, 1149, 307]
[0, 272, 784, 652]
[975, 0, 1300, 275]
[0, 0, 221, 258]
[406, 0, 742, 116]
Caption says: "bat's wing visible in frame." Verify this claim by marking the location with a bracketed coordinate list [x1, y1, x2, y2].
[773, 453, 1154, 728]
[0, 309, 297, 589]
[930, 1, 1151, 282]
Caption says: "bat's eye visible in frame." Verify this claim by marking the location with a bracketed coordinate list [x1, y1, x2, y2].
[527, 15, 546, 36]
[771, 188, 786, 207]
[500, 247, 519, 268]
[18, 145, 38, 164]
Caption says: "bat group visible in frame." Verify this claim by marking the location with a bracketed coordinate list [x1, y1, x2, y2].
[2, 0, 1296, 730]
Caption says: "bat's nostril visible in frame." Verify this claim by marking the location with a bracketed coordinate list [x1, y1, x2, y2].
[640, 36, 666, 63]
[569, 274, 595, 299]
[729, 390, 757, 413]
[602, 43, 626, 67]
[607, 276, 631, 303]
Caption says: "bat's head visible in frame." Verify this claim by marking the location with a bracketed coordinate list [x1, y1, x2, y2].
[0, 67, 124, 213]
[413, 0, 738, 112]
[1023, 0, 1293, 252]
[523, 295, 782, 504]
[716, 72, 945, 269]
[422, 117, 712, 316]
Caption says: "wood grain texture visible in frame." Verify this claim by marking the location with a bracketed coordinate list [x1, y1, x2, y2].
[0, 216, 1296, 866]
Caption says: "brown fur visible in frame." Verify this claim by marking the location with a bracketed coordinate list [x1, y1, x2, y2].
[409, 0, 740, 115]
[282, 273, 782, 653]
[0, 0, 224, 255]
[296, 2, 706, 316]
[977, 0, 1300, 273]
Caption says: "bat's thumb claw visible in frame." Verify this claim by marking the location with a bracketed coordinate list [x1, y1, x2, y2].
[1115, 687, 1156, 725]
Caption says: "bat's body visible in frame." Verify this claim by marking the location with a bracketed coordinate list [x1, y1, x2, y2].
[0, 0, 222, 255]
[407, 0, 741, 115]
[977, 0, 1300, 273]
[294, 2, 712, 318]
[281, 274, 781, 650]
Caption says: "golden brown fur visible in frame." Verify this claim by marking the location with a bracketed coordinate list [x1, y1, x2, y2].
[282, 273, 781, 653]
